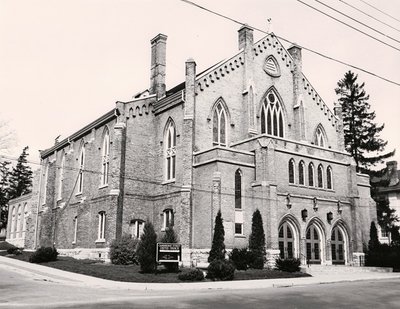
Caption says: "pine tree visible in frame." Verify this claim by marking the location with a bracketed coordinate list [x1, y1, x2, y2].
[248, 209, 266, 269]
[136, 221, 157, 273]
[8, 146, 33, 199]
[376, 197, 398, 235]
[208, 210, 226, 262]
[0, 161, 11, 228]
[335, 71, 395, 174]
[368, 221, 379, 252]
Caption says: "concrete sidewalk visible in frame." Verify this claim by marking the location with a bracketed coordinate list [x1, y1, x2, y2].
[1, 255, 400, 291]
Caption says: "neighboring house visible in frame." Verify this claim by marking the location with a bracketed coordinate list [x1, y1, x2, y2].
[29, 27, 375, 266]
[372, 161, 400, 243]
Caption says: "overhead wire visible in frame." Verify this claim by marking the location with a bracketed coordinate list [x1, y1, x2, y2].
[357, 0, 400, 24]
[297, 0, 400, 52]
[178, 0, 400, 87]
[314, 0, 400, 44]
[339, 0, 400, 34]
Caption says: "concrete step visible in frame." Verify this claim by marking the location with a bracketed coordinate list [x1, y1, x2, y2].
[301, 265, 393, 274]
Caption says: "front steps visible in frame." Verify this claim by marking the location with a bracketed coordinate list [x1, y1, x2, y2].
[301, 265, 393, 275]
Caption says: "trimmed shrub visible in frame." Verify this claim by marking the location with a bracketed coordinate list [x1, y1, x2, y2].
[110, 234, 139, 265]
[208, 210, 226, 262]
[275, 258, 301, 272]
[178, 268, 205, 281]
[229, 248, 250, 270]
[29, 247, 58, 263]
[248, 209, 266, 269]
[136, 222, 157, 273]
[206, 259, 235, 281]
[7, 247, 22, 255]
[161, 227, 179, 272]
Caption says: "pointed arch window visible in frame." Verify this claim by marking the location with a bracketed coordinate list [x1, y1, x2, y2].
[131, 219, 145, 239]
[261, 90, 284, 137]
[288, 159, 295, 184]
[97, 211, 106, 241]
[327, 166, 333, 190]
[299, 161, 305, 185]
[213, 100, 227, 146]
[165, 120, 176, 181]
[315, 126, 326, 147]
[77, 145, 85, 194]
[317, 164, 324, 188]
[163, 209, 174, 230]
[101, 129, 110, 186]
[57, 154, 65, 200]
[10, 207, 16, 238]
[234, 169, 243, 235]
[308, 163, 315, 187]
[73, 216, 78, 244]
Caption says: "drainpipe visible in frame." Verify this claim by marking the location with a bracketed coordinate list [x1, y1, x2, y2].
[34, 160, 44, 249]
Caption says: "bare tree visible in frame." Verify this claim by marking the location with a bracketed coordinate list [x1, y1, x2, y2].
[0, 119, 16, 154]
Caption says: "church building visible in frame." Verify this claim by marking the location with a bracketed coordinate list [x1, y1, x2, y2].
[19, 26, 376, 266]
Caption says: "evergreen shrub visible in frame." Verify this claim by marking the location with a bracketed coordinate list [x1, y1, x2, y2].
[178, 268, 204, 281]
[29, 247, 58, 263]
[206, 259, 235, 281]
[136, 222, 157, 273]
[208, 210, 226, 262]
[229, 248, 251, 270]
[161, 227, 179, 272]
[275, 258, 301, 272]
[248, 209, 266, 269]
[7, 247, 22, 255]
[109, 234, 139, 265]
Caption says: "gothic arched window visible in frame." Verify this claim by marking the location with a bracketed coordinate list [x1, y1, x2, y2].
[317, 164, 324, 188]
[308, 163, 315, 187]
[213, 100, 227, 146]
[327, 166, 333, 190]
[77, 144, 85, 194]
[299, 161, 305, 185]
[315, 126, 326, 147]
[101, 128, 110, 186]
[261, 90, 284, 137]
[288, 159, 295, 184]
[165, 120, 176, 181]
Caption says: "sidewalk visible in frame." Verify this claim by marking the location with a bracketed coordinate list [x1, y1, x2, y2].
[1, 255, 400, 291]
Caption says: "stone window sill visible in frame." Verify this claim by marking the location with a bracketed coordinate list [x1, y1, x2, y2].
[162, 179, 176, 185]
[234, 234, 246, 238]
[99, 184, 109, 190]
[95, 239, 105, 244]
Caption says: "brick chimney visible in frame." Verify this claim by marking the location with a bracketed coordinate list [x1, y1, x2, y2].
[238, 25, 253, 50]
[150, 34, 167, 99]
[387, 161, 399, 186]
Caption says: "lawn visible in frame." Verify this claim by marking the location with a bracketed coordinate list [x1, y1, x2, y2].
[0, 250, 311, 283]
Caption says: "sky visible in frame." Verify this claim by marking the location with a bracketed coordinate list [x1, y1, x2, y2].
[1, 0, 399, 168]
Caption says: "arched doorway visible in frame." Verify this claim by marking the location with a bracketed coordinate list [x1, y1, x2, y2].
[331, 226, 345, 264]
[279, 222, 295, 259]
[306, 224, 321, 264]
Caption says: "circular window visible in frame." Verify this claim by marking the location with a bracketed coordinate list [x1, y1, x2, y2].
[268, 93, 275, 103]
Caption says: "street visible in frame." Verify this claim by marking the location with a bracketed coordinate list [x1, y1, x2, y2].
[1, 264, 400, 308]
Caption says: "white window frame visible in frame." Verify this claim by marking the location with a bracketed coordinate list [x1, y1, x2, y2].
[288, 159, 296, 184]
[131, 219, 145, 239]
[165, 121, 176, 181]
[261, 90, 285, 138]
[77, 145, 85, 195]
[57, 155, 65, 201]
[101, 130, 110, 187]
[73, 216, 78, 244]
[97, 211, 106, 242]
[213, 101, 227, 146]
[162, 209, 174, 231]
[327, 166, 333, 190]
[315, 127, 326, 147]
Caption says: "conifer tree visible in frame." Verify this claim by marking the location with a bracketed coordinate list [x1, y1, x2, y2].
[368, 221, 379, 252]
[208, 210, 226, 262]
[8, 146, 33, 199]
[136, 221, 157, 273]
[0, 161, 11, 227]
[249, 209, 266, 269]
[335, 71, 395, 174]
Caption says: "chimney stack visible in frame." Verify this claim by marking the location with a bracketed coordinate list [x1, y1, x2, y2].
[238, 25, 253, 50]
[150, 34, 167, 99]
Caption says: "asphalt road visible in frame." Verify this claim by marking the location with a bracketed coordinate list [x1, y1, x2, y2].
[1, 265, 400, 308]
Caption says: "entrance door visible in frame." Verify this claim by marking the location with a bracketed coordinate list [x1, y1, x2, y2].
[279, 222, 294, 259]
[306, 225, 321, 264]
[331, 226, 345, 264]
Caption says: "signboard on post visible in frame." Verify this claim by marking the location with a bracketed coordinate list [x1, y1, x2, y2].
[156, 243, 182, 263]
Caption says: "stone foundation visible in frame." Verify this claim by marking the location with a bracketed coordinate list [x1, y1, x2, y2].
[352, 252, 365, 267]
[58, 248, 110, 262]
[265, 249, 280, 269]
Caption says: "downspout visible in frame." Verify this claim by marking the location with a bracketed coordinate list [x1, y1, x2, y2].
[33, 160, 44, 249]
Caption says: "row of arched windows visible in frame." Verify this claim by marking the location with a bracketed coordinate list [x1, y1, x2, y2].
[8, 203, 27, 239]
[211, 89, 328, 147]
[288, 159, 333, 190]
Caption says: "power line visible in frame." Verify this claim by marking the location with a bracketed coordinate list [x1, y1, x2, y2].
[357, 0, 400, 24]
[178, 0, 400, 87]
[339, 0, 400, 34]
[314, 0, 400, 44]
[297, 0, 400, 52]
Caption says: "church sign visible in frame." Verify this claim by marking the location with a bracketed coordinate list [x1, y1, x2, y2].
[156, 243, 182, 263]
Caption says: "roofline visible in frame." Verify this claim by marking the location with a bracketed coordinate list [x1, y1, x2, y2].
[41, 109, 117, 159]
